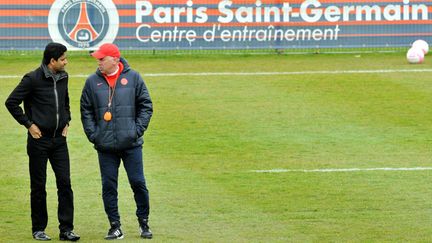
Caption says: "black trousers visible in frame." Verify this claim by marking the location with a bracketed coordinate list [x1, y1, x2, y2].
[27, 135, 74, 233]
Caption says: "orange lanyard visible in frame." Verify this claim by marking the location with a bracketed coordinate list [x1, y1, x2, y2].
[108, 81, 117, 108]
[104, 82, 116, 122]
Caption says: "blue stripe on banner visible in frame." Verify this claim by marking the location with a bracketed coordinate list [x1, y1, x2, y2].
[0, 17, 47, 23]
[0, 29, 49, 36]
[0, 40, 50, 50]
[0, 5, 49, 10]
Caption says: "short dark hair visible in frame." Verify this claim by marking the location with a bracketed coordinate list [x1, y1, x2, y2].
[43, 42, 67, 65]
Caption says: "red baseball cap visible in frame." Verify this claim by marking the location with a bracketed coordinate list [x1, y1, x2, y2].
[91, 43, 120, 59]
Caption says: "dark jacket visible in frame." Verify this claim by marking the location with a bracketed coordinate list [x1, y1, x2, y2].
[5, 64, 70, 137]
[80, 58, 153, 152]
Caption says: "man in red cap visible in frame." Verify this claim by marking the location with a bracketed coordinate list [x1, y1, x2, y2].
[80, 43, 153, 240]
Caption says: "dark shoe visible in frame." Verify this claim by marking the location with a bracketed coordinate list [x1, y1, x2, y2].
[138, 218, 153, 239]
[33, 231, 51, 241]
[105, 221, 124, 240]
[59, 231, 80, 241]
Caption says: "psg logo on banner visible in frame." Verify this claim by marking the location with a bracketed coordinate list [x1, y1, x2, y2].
[48, 0, 119, 50]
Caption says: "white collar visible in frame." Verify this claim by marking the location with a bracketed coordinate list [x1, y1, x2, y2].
[106, 66, 119, 76]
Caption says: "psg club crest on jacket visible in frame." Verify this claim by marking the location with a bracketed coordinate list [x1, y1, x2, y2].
[48, 0, 119, 50]
[121, 78, 128, 86]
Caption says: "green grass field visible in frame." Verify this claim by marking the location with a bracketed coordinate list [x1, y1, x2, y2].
[0, 52, 432, 242]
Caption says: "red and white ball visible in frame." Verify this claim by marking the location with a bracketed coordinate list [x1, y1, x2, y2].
[412, 39, 429, 54]
[406, 47, 424, 64]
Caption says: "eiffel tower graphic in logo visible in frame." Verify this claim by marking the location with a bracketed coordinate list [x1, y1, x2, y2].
[68, 2, 99, 42]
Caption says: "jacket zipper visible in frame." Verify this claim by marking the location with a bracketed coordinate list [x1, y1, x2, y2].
[53, 78, 59, 138]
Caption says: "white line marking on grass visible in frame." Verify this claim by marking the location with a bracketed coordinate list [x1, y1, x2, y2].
[252, 167, 432, 173]
[0, 74, 88, 79]
[1, 69, 432, 78]
[141, 69, 432, 77]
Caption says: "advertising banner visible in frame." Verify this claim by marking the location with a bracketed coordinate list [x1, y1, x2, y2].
[0, 0, 431, 50]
